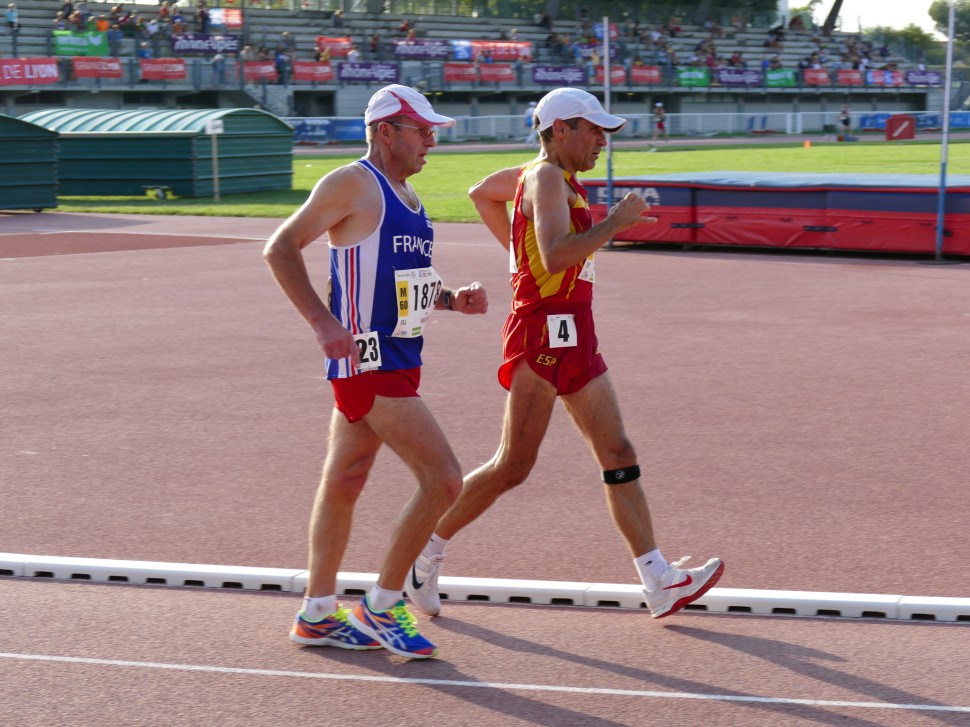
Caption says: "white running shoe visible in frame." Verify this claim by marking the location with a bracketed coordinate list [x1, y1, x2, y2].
[643, 556, 725, 619]
[405, 552, 446, 617]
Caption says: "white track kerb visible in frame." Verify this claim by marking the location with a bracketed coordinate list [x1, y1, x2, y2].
[2, 553, 969, 623]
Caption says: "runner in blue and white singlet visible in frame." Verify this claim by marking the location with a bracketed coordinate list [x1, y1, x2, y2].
[327, 158, 442, 379]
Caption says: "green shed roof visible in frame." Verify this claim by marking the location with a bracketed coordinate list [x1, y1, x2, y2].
[0, 113, 59, 140]
[19, 108, 290, 135]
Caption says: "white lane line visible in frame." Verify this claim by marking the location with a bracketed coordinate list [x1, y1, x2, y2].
[1, 652, 967, 713]
[0, 228, 268, 241]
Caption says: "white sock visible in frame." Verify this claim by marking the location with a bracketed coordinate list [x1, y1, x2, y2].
[368, 585, 402, 612]
[634, 549, 668, 590]
[302, 595, 338, 620]
[422, 532, 450, 559]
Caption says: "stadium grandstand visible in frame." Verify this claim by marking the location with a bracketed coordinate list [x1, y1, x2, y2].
[0, 1, 957, 141]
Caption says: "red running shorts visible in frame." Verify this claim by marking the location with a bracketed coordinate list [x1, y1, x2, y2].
[498, 304, 607, 395]
[330, 367, 421, 423]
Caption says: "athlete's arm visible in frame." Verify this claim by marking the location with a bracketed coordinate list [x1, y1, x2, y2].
[528, 164, 650, 274]
[436, 282, 489, 314]
[468, 166, 521, 250]
[263, 165, 372, 365]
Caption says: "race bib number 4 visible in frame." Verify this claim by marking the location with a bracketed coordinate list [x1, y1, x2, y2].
[354, 331, 382, 372]
[394, 267, 441, 338]
[547, 314, 577, 349]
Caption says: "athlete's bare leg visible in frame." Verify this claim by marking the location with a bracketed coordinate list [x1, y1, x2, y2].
[363, 395, 464, 591]
[434, 361, 557, 539]
[305, 395, 463, 597]
[305, 409, 381, 598]
[562, 373, 658, 557]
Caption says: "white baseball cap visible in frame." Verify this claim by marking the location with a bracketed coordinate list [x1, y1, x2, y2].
[364, 84, 456, 127]
[655, 102, 663, 107]
[534, 87, 626, 133]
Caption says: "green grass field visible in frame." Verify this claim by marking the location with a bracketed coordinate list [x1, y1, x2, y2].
[56, 140, 969, 222]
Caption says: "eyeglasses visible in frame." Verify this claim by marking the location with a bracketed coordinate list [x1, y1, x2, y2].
[390, 122, 437, 139]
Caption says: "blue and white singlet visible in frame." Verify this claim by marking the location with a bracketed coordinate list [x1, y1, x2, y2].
[326, 158, 441, 379]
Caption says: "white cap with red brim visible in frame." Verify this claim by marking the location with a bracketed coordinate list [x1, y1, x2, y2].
[364, 84, 456, 127]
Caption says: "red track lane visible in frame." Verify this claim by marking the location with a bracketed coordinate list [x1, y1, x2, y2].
[2, 211, 970, 725]
[1, 581, 969, 727]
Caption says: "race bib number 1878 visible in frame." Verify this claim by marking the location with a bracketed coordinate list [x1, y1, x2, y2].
[393, 267, 441, 338]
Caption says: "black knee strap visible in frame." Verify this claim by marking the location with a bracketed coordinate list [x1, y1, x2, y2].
[602, 465, 641, 485]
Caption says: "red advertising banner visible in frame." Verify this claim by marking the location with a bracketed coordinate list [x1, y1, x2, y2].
[315, 36, 354, 57]
[139, 58, 186, 80]
[243, 61, 277, 81]
[629, 65, 662, 85]
[72, 57, 123, 78]
[803, 68, 830, 85]
[443, 62, 478, 83]
[836, 69, 863, 86]
[594, 64, 627, 85]
[469, 39, 532, 62]
[479, 63, 515, 83]
[0, 57, 61, 85]
[292, 61, 334, 83]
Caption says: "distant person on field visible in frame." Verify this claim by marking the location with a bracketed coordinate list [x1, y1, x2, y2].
[838, 105, 851, 139]
[522, 100, 538, 146]
[650, 101, 668, 144]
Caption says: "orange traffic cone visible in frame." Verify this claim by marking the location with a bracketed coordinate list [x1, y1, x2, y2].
[804, 139, 812, 149]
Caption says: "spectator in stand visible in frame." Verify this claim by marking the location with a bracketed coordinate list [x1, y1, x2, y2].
[6, 3, 18, 33]
[61, 1, 73, 20]
[212, 51, 225, 83]
[107, 23, 122, 54]
[315, 45, 330, 62]
[52, 12, 67, 30]
[171, 10, 187, 33]
[369, 32, 380, 59]
[789, 14, 805, 30]
[196, 2, 209, 33]
[240, 44, 256, 61]
[347, 44, 360, 63]
[536, 11, 551, 30]
[331, 9, 344, 29]
[398, 18, 411, 35]
[159, 1, 171, 22]
[275, 48, 291, 84]
[95, 13, 109, 31]
[145, 16, 160, 55]
[277, 30, 296, 54]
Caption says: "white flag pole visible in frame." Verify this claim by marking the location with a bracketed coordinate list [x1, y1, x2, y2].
[603, 15, 614, 247]
[931, 2, 956, 263]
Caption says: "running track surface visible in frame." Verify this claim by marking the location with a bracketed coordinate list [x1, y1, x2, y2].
[2, 211, 970, 725]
